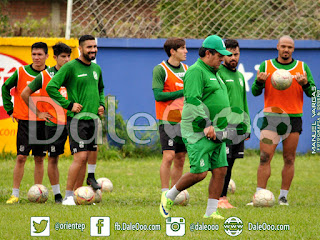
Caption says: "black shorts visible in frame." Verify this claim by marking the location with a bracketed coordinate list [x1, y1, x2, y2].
[159, 124, 186, 153]
[67, 118, 98, 154]
[16, 120, 47, 156]
[260, 116, 302, 135]
[226, 141, 244, 159]
[45, 124, 68, 157]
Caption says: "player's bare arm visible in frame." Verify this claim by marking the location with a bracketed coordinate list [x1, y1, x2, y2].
[256, 70, 270, 83]
[295, 72, 308, 86]
[71, 103, 83, 113]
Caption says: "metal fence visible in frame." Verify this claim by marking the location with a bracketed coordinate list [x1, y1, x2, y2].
[70, 0, 320, 39]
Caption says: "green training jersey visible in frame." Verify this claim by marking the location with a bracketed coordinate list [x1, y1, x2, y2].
[181, 59, 230, 144]
[46, 59, 105, 120]
[218, 64, 251, 134]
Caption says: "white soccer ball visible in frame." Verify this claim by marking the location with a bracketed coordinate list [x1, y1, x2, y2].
[174, 190, 190, 206]
[27, 184, 49, 203]
[94, 189, 102, 203]
[253, 189, 275, 207]
[253, 107, 292, 145]
[74, 186, 95, 205]
[97, 178, 113, 192]
[228, 179, 236, 194]
[271, 69, 292, 90]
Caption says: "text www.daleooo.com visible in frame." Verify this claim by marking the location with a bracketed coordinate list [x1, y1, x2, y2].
[114, 222, 161, 231]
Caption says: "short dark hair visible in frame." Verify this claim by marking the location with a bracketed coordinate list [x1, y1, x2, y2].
[79, 35, 95, 46]
[52, 42, 72, 56]
[31, 42, 48, 54]
[224, 39, 239, 49]
[198, 47, 217, 57]
[163, 38, 186, 57]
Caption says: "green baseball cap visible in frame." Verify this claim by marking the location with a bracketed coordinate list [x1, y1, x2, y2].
[202, 35, 232, 56]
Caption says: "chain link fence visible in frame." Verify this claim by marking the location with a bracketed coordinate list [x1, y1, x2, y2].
[70, 0, 320, 39]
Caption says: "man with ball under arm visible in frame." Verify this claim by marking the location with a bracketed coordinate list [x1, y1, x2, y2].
[250, 35, 316, 205]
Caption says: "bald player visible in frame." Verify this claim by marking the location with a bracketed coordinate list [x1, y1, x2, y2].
[250, 35, 316, 205]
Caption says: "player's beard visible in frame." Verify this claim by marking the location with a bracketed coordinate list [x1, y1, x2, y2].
[83, 52, 96, 62]
[225, 60, 238, 70]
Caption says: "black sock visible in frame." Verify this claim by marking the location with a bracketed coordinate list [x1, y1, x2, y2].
[221, 157, 236, 197]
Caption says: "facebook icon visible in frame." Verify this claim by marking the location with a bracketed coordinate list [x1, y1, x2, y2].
[90, 217, 110, 236]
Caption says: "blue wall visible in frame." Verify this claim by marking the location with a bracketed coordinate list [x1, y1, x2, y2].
[96, 38, 320, 153]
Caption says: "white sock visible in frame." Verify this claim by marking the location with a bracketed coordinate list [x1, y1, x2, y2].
[65, 190, 74, 198]
[205, 198, 219, 216]
[279, 189, 288, 199]
[166, 185, 180, 201]
[12, 188, 19, 198]
[161, 188, 169, 192]
[88, 164, 96, 174]
[52, 184, 61, 195]
[256, 187, 264, 193]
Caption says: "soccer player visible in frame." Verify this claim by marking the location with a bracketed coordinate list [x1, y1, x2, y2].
[21, 42, 72, 203]
[46, 35, 105, 205]
[160, 35, 232, 219]
[217, 39, 250, 209]
[2, 42, 48, 204]
[250, 35, 316, 205]
[152, 38, 188, 192]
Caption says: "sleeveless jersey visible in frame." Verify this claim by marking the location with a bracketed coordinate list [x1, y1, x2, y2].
[13, 66, 43, 121]
[264, 59, 305, 114]
[155, 61, 188, 122]
[40, 69, 68, 125]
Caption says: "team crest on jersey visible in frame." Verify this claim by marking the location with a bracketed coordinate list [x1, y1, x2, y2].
[176, 72, 185, 78]
[48, 71, 55, 78]
[239, 78, 244, 87]
[93, 71, 98, 80]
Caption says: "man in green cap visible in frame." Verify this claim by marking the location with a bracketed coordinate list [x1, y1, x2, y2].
[159, 35, 232, 219]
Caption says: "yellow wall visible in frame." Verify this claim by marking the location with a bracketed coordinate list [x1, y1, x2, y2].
[0, 37, 79, 155]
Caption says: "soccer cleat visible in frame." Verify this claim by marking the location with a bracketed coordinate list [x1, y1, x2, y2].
[6, 195, 19, 204]
[203, 211, 224, 220]
[159, 191, 174, 218]
[62, 196, 76, 205]
[218, 197, 235, 209]
[278, 196, 289, 206]
[87, 177, 101, 190]
[55, 194, 63, 204]
[246, 201, 253, 206]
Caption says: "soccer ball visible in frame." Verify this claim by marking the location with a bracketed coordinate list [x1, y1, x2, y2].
[253, 107, 291, 145]
[74, 186, 95, 205]
[271, 69, 292, 90]
[212, 107, 250, 145]
[227, 179, 236, 194]
[97, 178, 113, 192]
[28, 184, 49, 203]
[174, 190, 190, 206]
[253, 189, 275, 207]
[94, 189, 102, 203]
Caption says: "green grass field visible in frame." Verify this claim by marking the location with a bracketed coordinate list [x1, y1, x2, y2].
[0, 152, 319, 239]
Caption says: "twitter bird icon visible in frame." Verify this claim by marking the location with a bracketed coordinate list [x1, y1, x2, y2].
[31, 217, 50, 236]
